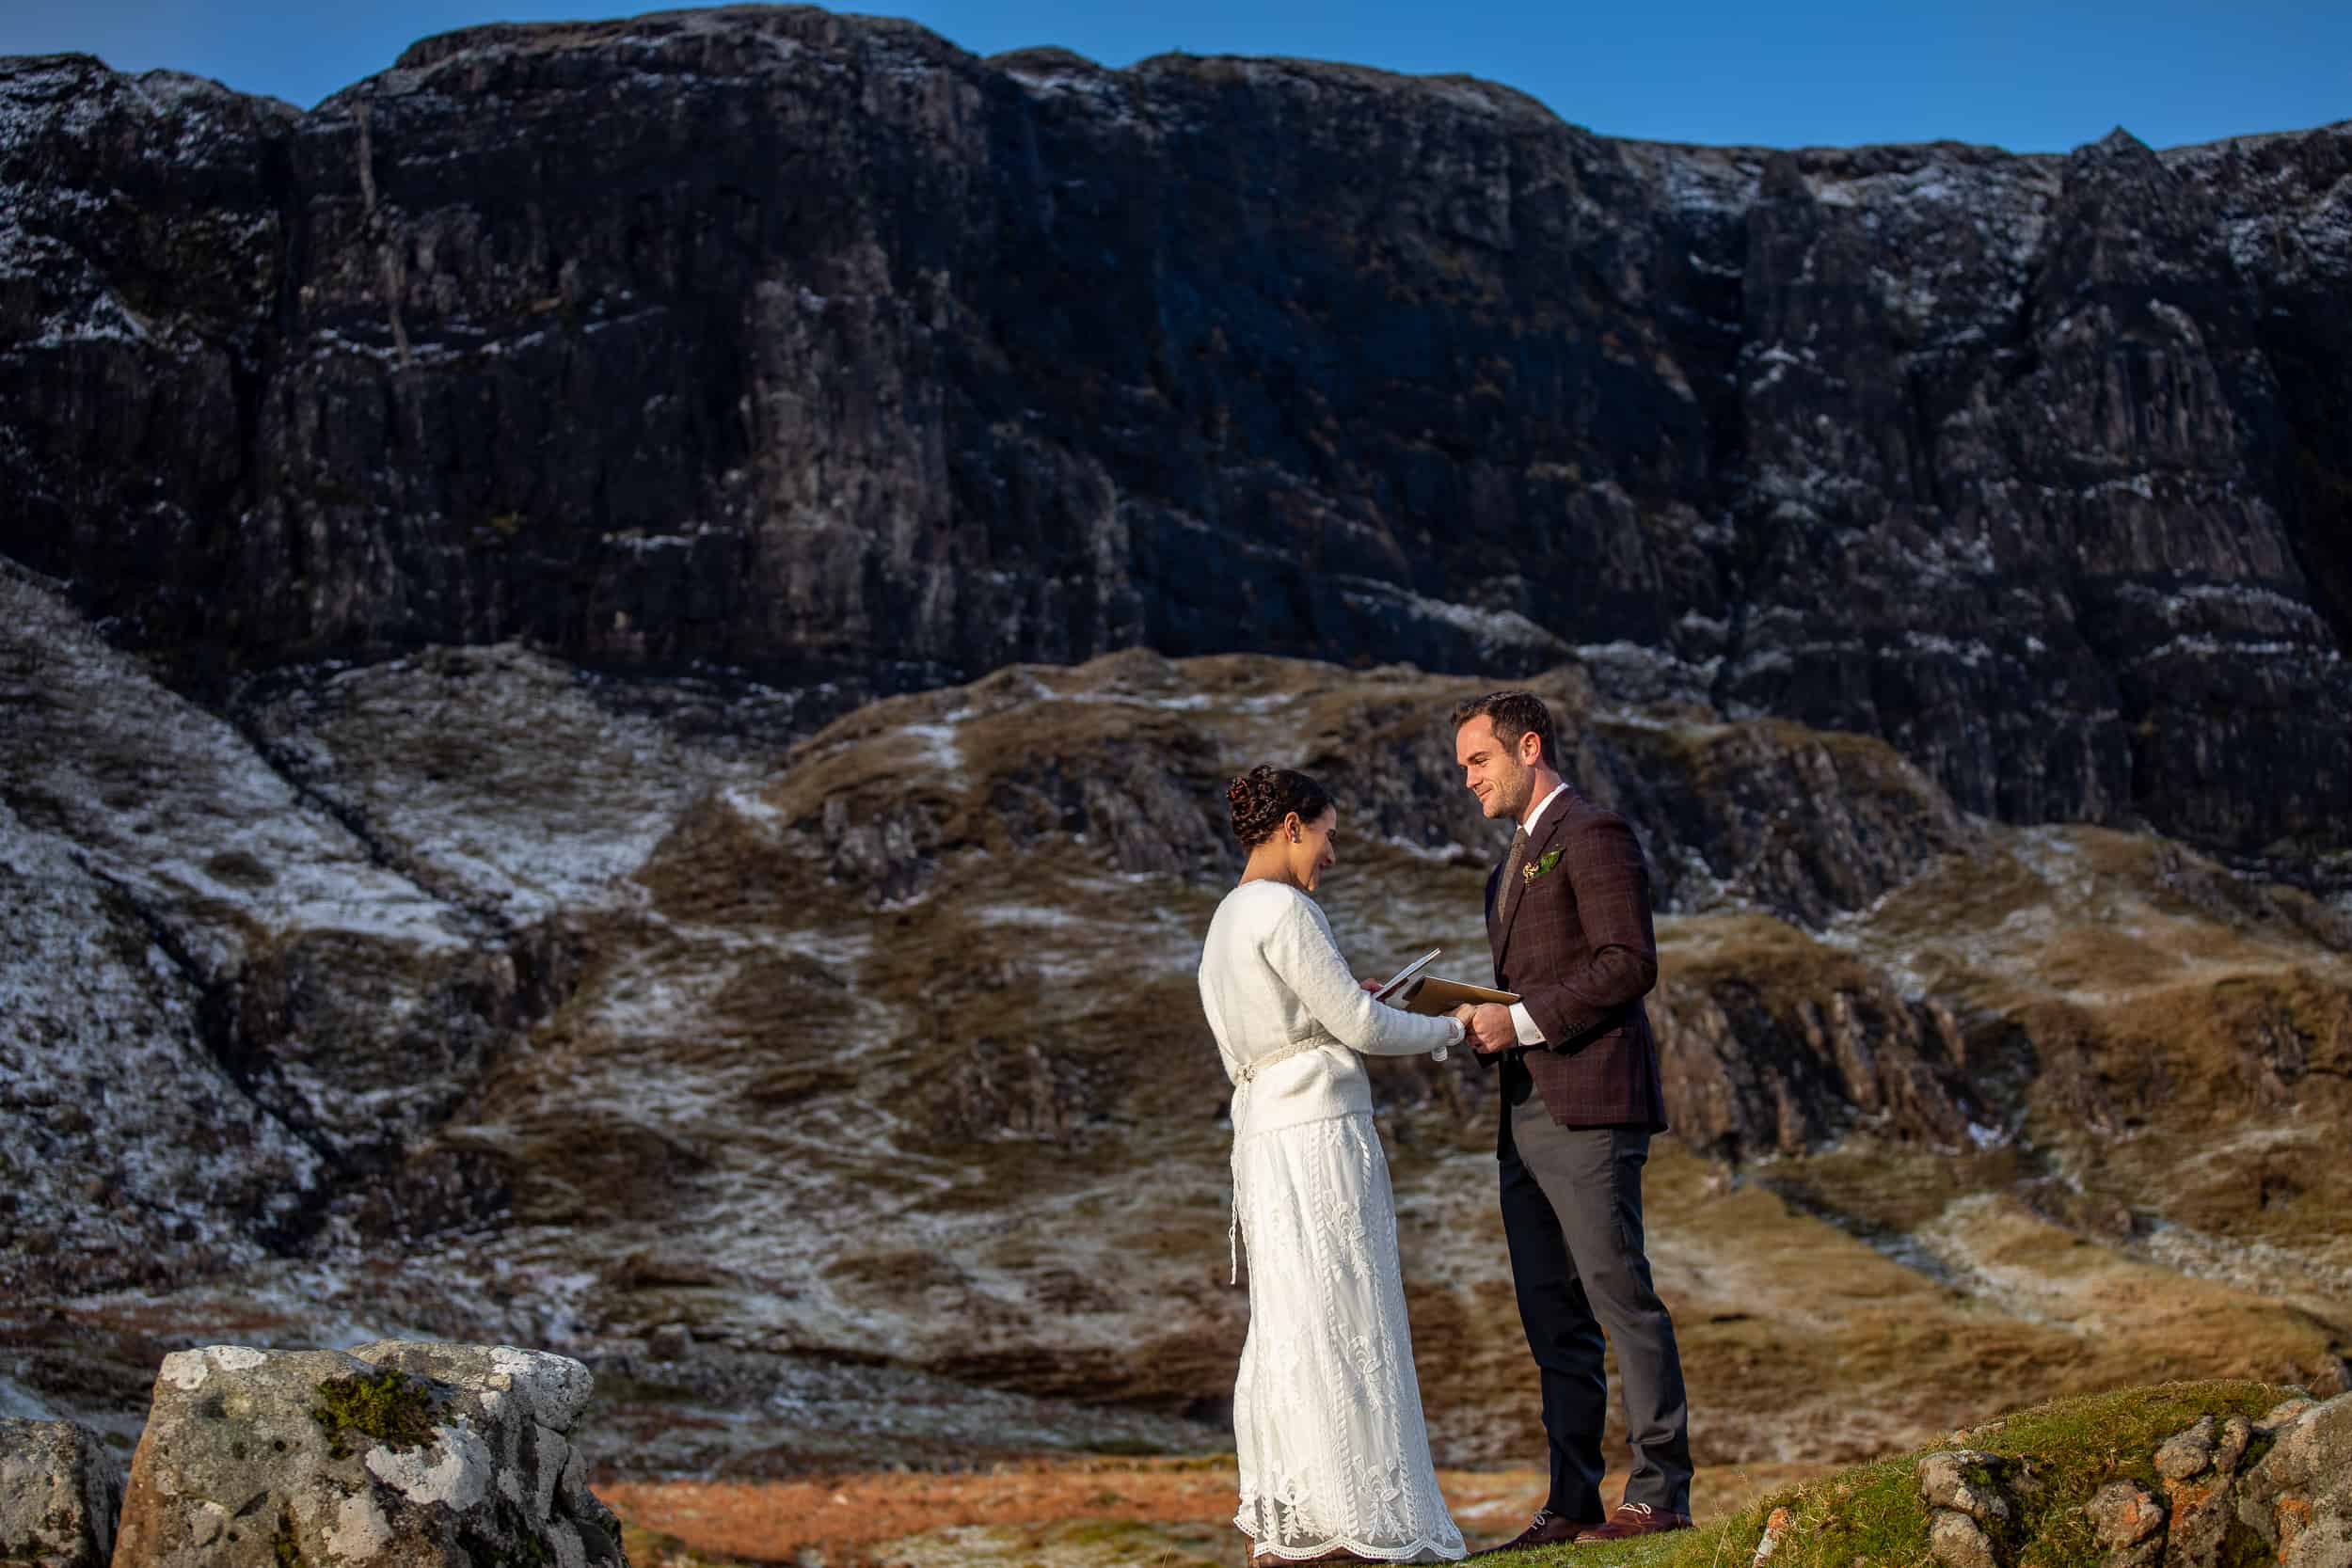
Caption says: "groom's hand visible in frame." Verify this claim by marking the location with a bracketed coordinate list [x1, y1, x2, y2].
[1466, 1003, 1518, 1054]
[1359, 977, 1383, 993]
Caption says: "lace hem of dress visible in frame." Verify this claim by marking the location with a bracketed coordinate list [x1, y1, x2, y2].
[1232, 1518, 1468, 1563]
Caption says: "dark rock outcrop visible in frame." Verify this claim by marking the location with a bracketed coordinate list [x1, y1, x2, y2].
[1654, 949, 1981, 1158]
[1, 11, 2345, 880]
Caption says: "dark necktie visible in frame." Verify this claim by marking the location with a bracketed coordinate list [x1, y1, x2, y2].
[1496, 824, 1533, 927]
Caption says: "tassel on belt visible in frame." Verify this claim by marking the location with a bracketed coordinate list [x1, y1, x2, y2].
[1227, 1030, 1337, 1282]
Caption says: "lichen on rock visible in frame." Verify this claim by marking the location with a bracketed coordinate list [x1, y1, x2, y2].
[110, 1342, 621, 1568]
[309, 1368, 440, 1462]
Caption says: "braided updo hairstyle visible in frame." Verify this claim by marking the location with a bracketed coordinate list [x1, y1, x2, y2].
[1226, 766, 1333, 849]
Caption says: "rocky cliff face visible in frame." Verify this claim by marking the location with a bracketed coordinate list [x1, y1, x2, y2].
[4, 5, 2351, 1481]
[2, 8, 2347, 878]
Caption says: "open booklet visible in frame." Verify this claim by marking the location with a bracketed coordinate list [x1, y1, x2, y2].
[1372, 947, 1519, 1016]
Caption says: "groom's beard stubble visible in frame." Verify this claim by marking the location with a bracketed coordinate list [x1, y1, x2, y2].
[1497, 766, 1533, 821]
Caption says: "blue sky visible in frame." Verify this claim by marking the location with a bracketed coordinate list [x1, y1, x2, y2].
[2, 0, 2344, 151]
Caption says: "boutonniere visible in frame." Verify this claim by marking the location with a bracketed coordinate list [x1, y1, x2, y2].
[1522, 847, 1565, 884]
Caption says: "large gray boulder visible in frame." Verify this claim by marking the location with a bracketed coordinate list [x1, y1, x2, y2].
[0, 1418, 124, 1568]
[111, 1342, 622, 1568]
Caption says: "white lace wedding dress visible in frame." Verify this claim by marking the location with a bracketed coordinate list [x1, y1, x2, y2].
[1199, 880, 1467, 1563]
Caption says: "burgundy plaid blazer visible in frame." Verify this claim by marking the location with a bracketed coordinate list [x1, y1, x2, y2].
[1482, 786, 1669, 1132]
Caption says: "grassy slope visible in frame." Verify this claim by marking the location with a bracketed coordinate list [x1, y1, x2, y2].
[1522, 1381, 2293, 1568]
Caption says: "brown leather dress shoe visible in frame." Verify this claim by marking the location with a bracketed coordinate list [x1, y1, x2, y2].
[1470, 1509, 1598, 1555]
[1580, 1501, 1695, 1540]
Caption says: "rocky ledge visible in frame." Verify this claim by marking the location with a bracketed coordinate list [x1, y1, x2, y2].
[1738, 1384, 2350, 1568]
[1906, 1394, 2347, 1568]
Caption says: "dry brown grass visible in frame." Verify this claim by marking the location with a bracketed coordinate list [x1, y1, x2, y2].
[631, 790, 858, 930]
[1660, 913, 1885, 995]
[2036, 923, 2188, 994]
[1751, 1141, 2039, 1238]
[603, 1455, 1823, 1567]
[1353, 1132, 2337, 1472]
[1635, 1141, 2346, 1460]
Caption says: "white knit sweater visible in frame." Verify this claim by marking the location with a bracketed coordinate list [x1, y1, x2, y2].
[1198, 880, 1458, 1138]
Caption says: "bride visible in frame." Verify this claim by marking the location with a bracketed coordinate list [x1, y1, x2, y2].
[1199, 765, 1470, 1564]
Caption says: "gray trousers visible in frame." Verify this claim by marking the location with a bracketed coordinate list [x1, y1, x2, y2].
[1497, 1056, 1692, 1519]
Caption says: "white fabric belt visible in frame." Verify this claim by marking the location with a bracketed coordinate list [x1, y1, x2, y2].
[1232, 1033, 1330, 1085]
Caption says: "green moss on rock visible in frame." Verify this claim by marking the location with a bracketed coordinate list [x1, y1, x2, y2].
[271, 1504, 302, 1568]
[310, 1368, 439, 1461]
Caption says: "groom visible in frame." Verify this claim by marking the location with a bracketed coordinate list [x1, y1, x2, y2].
[1451, 690, 1693, 1546]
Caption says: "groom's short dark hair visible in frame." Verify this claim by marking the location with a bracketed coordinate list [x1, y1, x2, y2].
[1452, 689, 1557, 768]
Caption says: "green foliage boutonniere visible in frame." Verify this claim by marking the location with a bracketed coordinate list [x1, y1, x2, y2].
[1522, 847, 1565, 885]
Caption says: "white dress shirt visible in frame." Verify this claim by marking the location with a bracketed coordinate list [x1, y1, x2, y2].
[1508, 782, 1572, 1045]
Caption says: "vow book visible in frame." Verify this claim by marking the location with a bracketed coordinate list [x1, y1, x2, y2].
[1373, 947, 1518, 1015]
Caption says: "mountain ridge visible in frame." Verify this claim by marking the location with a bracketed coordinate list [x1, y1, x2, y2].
[3, 8, 2348, 887]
